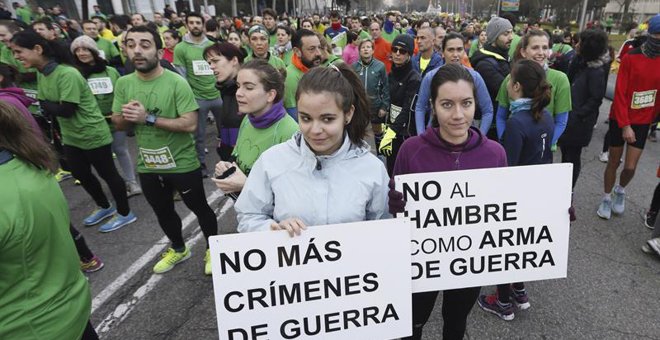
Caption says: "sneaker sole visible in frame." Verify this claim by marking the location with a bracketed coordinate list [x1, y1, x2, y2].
[98, 215, 137, 233]
[477, 300, 515, 321]
[641, 244, 654, 255]
[126, 190, 142, 198]
[154, 251, 192, 274]
[84, 211, 116, 226]
[83, 262, 105, 273]
[596, 210, 611, 220]
[647, 241, 660, 257]
[514, 301, 531, 310]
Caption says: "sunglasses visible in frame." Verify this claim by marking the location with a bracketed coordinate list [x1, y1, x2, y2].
[392, 47, 409, 55]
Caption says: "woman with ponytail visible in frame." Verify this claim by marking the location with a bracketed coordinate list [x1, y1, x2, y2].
[235, 63, 389, 234]
[11, 30, 136, 233]
[478, 59, 554, 322]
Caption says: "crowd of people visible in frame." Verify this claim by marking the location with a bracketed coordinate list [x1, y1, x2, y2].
[0, 5, 658, 340]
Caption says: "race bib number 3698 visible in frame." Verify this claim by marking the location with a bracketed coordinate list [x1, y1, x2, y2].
[631, 90, 656, 109]
[139, 147, 177, 169]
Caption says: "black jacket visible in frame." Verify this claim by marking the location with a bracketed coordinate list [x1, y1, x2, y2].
[388, 61, 421, 137]
[470, 45, 510, 110]
[559, 55, 609, 147]
[216, 78, 243, 129]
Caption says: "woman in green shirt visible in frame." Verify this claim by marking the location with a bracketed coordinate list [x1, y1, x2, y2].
[11, 30, 136, 233]
[71, 35, 141, 197]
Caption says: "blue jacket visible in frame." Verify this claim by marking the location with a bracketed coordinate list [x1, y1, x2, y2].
[412, 51, 444, 79]
[414, 65, 493, 136]
[502, 109, 555, 166]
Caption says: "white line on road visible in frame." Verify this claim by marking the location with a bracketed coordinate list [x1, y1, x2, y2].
[91, 190, 227, 314]
[94, 197, 234, 336]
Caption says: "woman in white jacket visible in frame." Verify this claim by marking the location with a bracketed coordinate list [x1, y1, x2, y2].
[235, 64, 390, 235]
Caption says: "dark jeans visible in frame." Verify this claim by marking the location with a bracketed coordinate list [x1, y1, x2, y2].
[139, 169, 217, 249]
[560, 145, 583, 189]
[63, 143, 130, 216]
[403, 287, 481, 340]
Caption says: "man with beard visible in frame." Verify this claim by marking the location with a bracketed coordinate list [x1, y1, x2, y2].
[244, 24, 285, 72]
[81, 20, 122, 68]
[283, 29, 322, 118]
[173, 12, 222, 177]
[111, 26, 218, 275]
[131, 14, 146, 27]
[312, 13, 325, 35]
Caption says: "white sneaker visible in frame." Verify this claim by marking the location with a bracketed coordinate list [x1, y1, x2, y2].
[599, 151, 609, 163]
[126, 181, 142, 197]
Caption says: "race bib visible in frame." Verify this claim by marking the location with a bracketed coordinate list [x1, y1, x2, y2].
[631, 90, 656, 109]
[390, 104, 402, 124]
[98, 50, 106, 60]
[139, 146, 177, 169]
[87, 77, 114, 95]
[192, 60, 213, 76]
[23, 88, 38, 99]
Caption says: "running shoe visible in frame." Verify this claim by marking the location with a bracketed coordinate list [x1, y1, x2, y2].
[612, 189, 626, 215]
[98, 212, 137, 233]
[126, 181, 142, 197]
[74, 179, 81, 185]
[81, 255, 105, 273]
[647, 238, 660, 257]
[598, 151, 609, 163]
[55, 169, 72, 182]
[205, 249, 212, 275]
[153, 247, 191, 274]
[644, 211, 657, 230]
[649, 132, 657, 142]
[641, 243, 654, 254]
[597, 198, 612, 220]
[511, 288, 531, 310]
[83, 205, 116, 226]
[478, 294, 515, 321]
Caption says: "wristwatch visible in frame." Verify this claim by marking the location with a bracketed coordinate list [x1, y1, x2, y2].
[145, 112, 157, 126]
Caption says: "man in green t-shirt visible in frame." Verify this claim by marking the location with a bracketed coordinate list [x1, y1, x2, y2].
[283, 29, 323, 118]
[82, 20, 122, 69]
[262, 8, 279, 47]
[112, 26, 218, 276]
[173, 12, 222, 178]
[13, 3, 32, 24]
[350, 16, 372, 41]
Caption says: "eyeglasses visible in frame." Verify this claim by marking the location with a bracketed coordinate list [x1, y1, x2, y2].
[392, 47, 408, 55]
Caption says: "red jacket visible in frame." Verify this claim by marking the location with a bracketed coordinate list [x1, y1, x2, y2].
[373, 37, 392, 73]
[609, 48, 660, 127]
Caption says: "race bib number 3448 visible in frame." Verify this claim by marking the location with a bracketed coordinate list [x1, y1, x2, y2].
[139, 147, 177, 169]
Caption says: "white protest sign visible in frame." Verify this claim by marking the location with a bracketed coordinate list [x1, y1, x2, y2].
[395, 163, 572, 293]
[209, 219, 412, 340]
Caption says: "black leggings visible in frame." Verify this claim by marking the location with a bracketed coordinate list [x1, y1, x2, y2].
[650, 182, 660, 213]
[139, 169, 217, 249]
[63, 144, 130, 216]
[403, 287, 481, 340]
[497, 282, 525, 304]
[81, 320, 99, 340]
[70, 225, 94, 261]
[386, 135, 404, 177]
[560, 145, 582, 189]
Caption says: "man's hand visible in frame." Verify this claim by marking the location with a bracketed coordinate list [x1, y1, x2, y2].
[121, 100, 148, 124]
[622, 125, 636, 144]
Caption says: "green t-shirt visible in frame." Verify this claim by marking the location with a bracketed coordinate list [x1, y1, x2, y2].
[508, 34, 522, 60]
[1, 44, 38, 111]
[284, 62, 305, 109]
[38, 64, 112, 149]
[552, 43, 573, 55]
[95, 37, 121, 61]
[173, 39, 219, 100]
[381, 29, 401, 44]
[112, 69, 201, 174]
[358, 30, 371, 40]
[496, 68, 572, 116]
[15, 7, 32, 23]
[281, 49, 293, 66]
[0, 157, 90, 340]
[87, 66, 120, 115]
[269, 32, 278, 47]
[244, 52, 286, 73]
[233, 113, 299, 174]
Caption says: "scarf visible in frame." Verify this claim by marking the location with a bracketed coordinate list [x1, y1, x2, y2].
[79, 61, 107, 78]
[249, 100, 286, 129]
[586, 51, 612, 69]
[509, 98, 532, 116]
[391, 59, 413, 80]
[384, 19, 394, 34]
[642, 36, 660, 59]
[331, 22, 341, 31]
[291, 53, 309, 73]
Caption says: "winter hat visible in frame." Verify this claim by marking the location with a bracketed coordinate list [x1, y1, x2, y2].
[486, 17, 513, 45]
[70, 35, 99, 56]
[392, 34, 414, 54]
[649, 14, 660, 34]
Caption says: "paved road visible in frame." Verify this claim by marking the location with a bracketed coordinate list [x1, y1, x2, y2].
[63, 100, 659, 340]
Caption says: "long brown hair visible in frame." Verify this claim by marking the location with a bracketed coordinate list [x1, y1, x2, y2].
[0, 101, 57, 172]
[510, 59, 552, 122]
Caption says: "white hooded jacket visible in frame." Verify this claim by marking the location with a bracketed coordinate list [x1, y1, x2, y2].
[235, 132, 390, 232]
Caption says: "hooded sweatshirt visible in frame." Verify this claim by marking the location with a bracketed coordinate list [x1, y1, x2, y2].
[393, 126, 507, 176]
[235, 132, 390, 232]
[0, 87, 40, 137]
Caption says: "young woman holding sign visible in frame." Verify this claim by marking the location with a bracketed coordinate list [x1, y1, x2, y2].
[389, 63, 507, 340]
[11, 30, 136, 233]
[234, 64, 389, 234]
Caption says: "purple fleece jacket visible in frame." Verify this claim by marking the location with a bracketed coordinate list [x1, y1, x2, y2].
[393, 126, 507, 176]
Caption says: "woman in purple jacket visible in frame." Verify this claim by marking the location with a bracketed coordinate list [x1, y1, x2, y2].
[391, 63, 507, 340]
